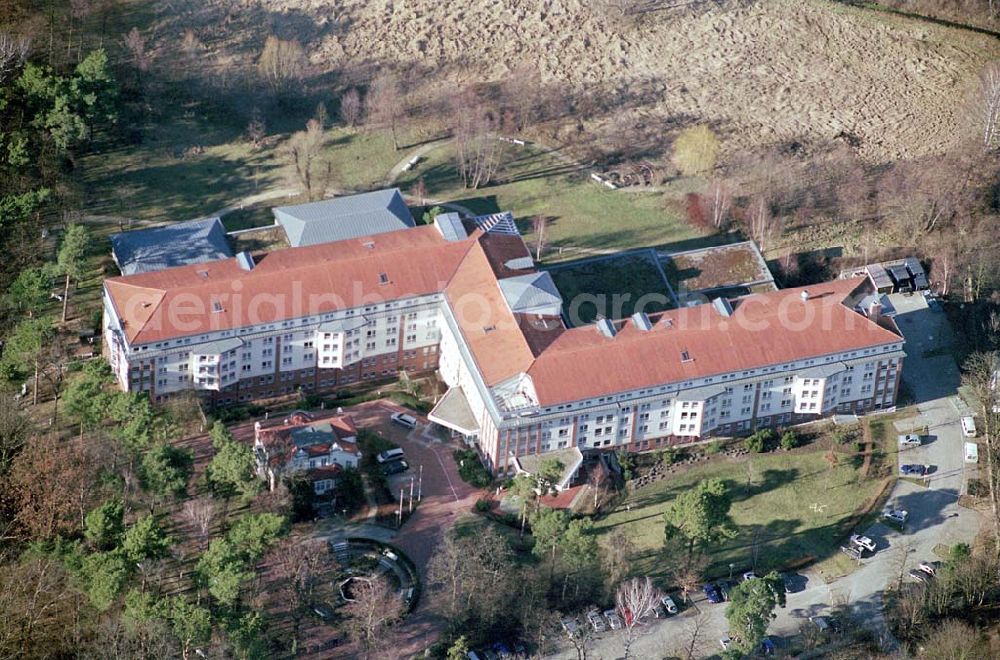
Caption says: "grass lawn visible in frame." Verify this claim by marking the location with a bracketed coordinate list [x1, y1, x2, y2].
[593, 450, 887, 584]
[397, 142, 704, 257]
[78, 123, 420, 225]
[547, 251, 676, 325]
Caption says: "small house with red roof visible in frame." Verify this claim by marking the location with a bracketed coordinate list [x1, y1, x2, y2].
[253, 410, 361, 495]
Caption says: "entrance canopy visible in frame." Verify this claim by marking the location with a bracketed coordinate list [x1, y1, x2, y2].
[429, 387, 480, 436]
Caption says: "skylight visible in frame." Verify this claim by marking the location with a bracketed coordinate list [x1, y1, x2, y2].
[378, 272, 389, 285]
[212, 301, 224, 313]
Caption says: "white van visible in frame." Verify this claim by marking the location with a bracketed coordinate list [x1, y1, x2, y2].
[376, 447, 405, 464]
[961, 416, 977, 438]
[965, 442, 979, 464]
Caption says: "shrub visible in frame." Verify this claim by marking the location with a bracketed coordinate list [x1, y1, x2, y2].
[453, 449, 492, 488]
[745, 430, 776, 453]
[474, 498, 491, 513]
[780, 430, 800, 450]
[704, 441, 722, 455]
[832, 423, 860, 445]
[659, 448, 677, 466]
[672, 125, 720, 176]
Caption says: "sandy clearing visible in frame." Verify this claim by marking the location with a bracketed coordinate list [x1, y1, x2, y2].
[258, 0, 999, 163]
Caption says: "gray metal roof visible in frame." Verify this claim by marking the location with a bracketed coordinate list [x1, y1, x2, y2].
[110, 217, 232, 275]
[498, 272, 563, 315]
[903, 257, 925, 277]
[318, 316, 369, 334]
[192, 338, 243, 355]
[865, 264, 893, 289]
[434, 212, 467, 242]
[272, 188, 414, 247]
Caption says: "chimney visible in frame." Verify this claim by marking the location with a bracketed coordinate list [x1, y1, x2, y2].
[800, 290, 810, 302]
[867, 299, 882, 320]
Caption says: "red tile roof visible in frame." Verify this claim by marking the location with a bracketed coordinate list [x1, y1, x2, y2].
[105, 225, 474, 344]
[444, 239, 540, 385]
[525, 278, 900, 405]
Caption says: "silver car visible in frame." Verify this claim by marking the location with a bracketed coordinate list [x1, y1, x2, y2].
[586, 609, 606, 633]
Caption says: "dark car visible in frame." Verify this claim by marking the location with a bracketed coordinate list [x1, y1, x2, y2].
[703, 583, 723, 604]
[760, 637, 776, 655]
[382, 459, 410, 476]
[901, 464, 929, 476]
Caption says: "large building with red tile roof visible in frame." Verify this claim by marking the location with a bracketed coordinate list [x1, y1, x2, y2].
[103, 197, 905, 475]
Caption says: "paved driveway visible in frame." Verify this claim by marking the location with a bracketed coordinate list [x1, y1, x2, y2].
[546, 293, 983, 659]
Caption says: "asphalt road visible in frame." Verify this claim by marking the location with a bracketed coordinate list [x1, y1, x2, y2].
[547, 293, 982, 659]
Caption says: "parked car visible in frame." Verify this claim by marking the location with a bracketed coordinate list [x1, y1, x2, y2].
[376, 447, 405, 464]
[603, 609, 623, 630]
[850, 534, 877, 553]
[720, 635, 735, 650]
[492, 642, 514, 660]
[382, 459, 410, 476]
[760, 637, 776, 655]
[810, 615, 832, 632]
[919, 561, 941, 576]
[908, 568, 931, 583]
[783, 573, 805, 593]
[741, 571, 758, 582]
[883, 507, 908, 525]
[900, 464, 929, 476]
[660, 594, 678, 614]
[559, 616, 579, 637]
[586, 609, 606, 633]
[652, 604, 668, 618]
[310, 603, 334, 621]
[702, 583, 723, 604]
[390, 412, 418, 429]
[897, 434, 922, 448]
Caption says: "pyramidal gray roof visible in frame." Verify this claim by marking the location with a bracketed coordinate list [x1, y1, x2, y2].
[498, 272, 563, 316]
[272, 188, 414, 247]
[110, 217, 232, 275]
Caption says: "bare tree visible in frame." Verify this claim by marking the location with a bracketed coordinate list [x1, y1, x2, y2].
[258, 36, 307, 95]
[246, 107, 267, 149]
[566, 624, 595, 660]
[343, 575, 405, 659]
[123, 28, 149, 81]
[286, 118, 328, 200]
[411, 177, 427, 208]
[265, 538, 337, 651]
[978, 61, 1000, 149]
[182, 498, 216, 551]
[600, 529, 635, 598]
[367, 73, 405, 150]
[747, 195, 778, 254]
[705, 179, 731, 230]
[502, 63, 543, 131]
[67, 0, 92, 62]
[340, 87, 362, 127]
[532, 215, 548, 261]
[615, 577, 664, 659]
[451, 88, 507, 189]
[0, 33, 30, 84]
[673, 611, 710, 660]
